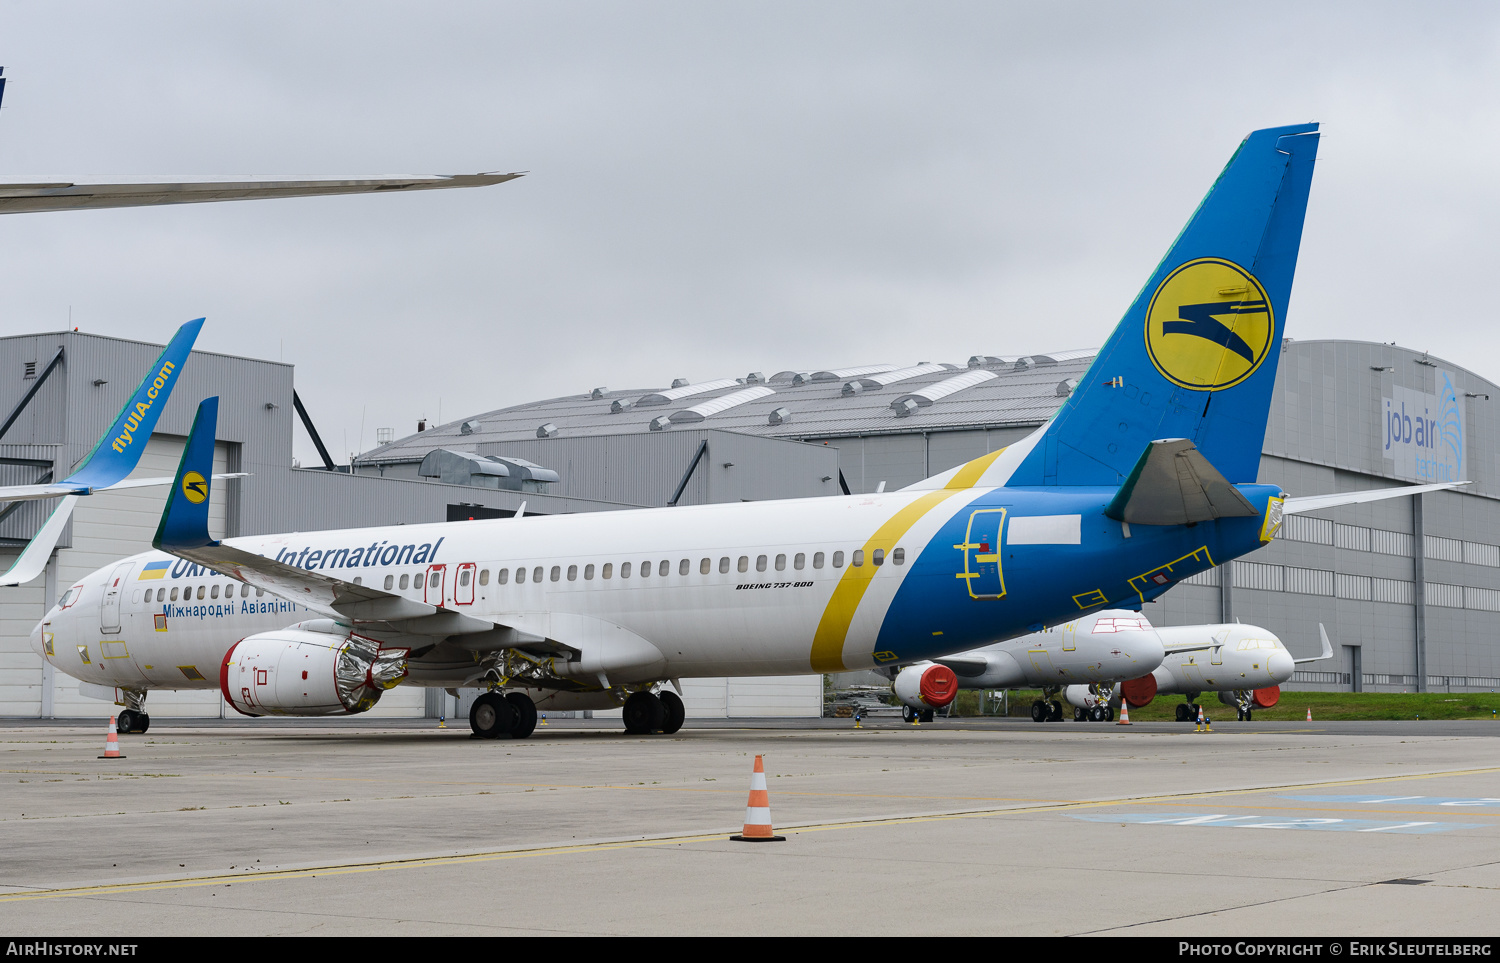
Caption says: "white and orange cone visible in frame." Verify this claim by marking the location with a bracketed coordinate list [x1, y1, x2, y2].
[1117, 698, 1131, 726]
[1306, 707, 1312, 722]
[1195, 704, 1205, 732]
[98, 716, 125, 759]
[730, 754, 785, 842]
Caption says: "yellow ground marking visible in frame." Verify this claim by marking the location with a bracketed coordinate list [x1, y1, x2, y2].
[5, 764, 1497, 903]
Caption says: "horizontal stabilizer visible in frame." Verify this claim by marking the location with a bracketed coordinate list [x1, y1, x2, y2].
[1104, 439, 1259, 526]
[1282, 481, 1468, 515]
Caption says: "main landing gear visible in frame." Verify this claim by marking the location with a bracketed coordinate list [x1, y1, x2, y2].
[901, 706, 935, 723]
[1174, 698, 1205, 723]
[623, 690, 685, 735]
[1073, 704, 1115, 722]
[469, 691, 538, 739]
[1030, 687, 1064, 723]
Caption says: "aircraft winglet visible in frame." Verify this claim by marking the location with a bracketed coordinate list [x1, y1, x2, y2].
[153, 396, 220, 552]
[63, 317, 203, 492]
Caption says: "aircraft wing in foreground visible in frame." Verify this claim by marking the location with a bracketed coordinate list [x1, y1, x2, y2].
[0, 173, 521, 215]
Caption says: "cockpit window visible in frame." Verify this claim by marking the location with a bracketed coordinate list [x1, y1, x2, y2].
[57, 586, 82, 609]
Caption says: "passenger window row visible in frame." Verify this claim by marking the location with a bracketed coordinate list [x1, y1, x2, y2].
[372, 547, 908, 591]
[144, 583, 265, 603]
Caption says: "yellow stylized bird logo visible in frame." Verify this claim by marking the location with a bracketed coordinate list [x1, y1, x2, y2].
[181, 471, 208, 504]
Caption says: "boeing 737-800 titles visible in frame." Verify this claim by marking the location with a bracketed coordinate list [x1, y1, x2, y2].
[29, 123, 1456, 738]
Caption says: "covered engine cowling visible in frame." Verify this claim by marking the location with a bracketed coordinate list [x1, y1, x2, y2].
[1063, 684, 1109, 709]
[1121, 674, 1157, 708]
[220, 629, 408, 717]
[1253, 685, 1280, 708]
[892, 662, 959, 711]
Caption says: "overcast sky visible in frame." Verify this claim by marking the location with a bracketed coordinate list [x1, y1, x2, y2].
[2, 2, 1499, 466]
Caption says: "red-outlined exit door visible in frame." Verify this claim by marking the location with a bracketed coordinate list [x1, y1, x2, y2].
[955, 508, 1007, 600]
[455, 563, 476, 605]
[424, 564, 447, 606]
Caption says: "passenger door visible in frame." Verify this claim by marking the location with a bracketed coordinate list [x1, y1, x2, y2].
[423, 564, 447, 607]
[99, 561, 135, 635]
[455, 563, 476, 606]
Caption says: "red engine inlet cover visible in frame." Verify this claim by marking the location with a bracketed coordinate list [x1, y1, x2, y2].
[919, 664, 959, 708]
[1253, 685, 1281, 708]
[1121, 674, 1157, 708]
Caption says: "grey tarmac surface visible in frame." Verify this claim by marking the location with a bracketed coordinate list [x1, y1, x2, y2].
[1, 716, 1497, 936]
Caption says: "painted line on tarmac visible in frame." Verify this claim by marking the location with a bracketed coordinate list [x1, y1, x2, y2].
[1071, 812, 1485, 833]
[5, 763, 1500, 903]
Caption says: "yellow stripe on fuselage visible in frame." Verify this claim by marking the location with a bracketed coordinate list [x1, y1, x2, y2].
[808, 447, 1008, 672]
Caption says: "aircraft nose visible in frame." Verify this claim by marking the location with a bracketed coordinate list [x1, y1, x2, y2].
[1268, 650, 1295, 682]
[1140, 631, 1167, 672]
[28, 619, 47, 660]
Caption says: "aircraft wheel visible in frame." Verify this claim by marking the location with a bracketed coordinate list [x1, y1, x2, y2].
[658, 690, 685, 734]
[1174, 703, 1192, 722]
[623, 691, 665, 734]
[1030, 701, 1046, 723]
[1105, 706, 1114, 722]
[505, 692, 537, 739]
[1088, 705, 1105, 723]
[1073, 706, 1085, 722]
[117, 710, 137, 734]
[920, 709, 934, 723]
[1048, 700, 1064, 722]
[469, 692, 515, 739]
[902, 706, 916, 723]
[1243, 707, 1252, 722]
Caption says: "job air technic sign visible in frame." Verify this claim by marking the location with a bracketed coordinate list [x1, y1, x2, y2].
[1383, 373, 1464, 484]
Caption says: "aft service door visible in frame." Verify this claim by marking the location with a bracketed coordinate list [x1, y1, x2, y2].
[956, 508, 1007, 600]
[455, 563, 476, 605]
[99, 561, 135, 634]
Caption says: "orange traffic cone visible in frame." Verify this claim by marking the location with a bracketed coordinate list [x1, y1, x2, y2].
[98, 716, 125, 759]
[1195, 705, 1205, 732]
[1306, 707, 1312, 722]
[730, 755, 785, 842]
[1117, 698, 1131, 725]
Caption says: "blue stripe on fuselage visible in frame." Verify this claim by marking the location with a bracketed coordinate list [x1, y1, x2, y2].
[874, 485, 1280, 663]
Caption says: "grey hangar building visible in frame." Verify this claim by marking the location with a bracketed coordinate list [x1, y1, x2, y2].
[2, 330, 1497, 720]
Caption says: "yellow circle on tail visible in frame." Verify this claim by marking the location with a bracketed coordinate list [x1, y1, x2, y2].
[181, 471, 208, 504]
[1144, 257, 1275, 391]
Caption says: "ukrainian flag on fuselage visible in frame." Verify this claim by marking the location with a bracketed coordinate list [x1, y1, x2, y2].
[138, 560, 171, 580]
[1007, 123, 1320, 487]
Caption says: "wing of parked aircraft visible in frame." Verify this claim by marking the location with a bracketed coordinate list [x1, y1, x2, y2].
[0, 173, 522, 215]
[1294, 624, 1335, 665]
[1281, 481, 1467, 515]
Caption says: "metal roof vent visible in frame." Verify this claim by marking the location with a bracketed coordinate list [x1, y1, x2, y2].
[1013, 357, 1033, 371]
[671, 377, 690, 388]
[648, 415, 672, 431]
[1056, 378, 1078, 397]
[746, 371, 765, 385]
[768, 407, 791, 426]
[536, 423, 559, 439]
[769, 371, 806, 385]
[460, 420, 481, 435]
[611, 398, 634, 413]
[893, 398, 921, 418]
[590, 387, 609, 400]
[841, 381, 864, 396]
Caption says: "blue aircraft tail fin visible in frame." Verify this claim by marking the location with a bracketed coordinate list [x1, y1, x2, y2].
[62, 318, 203, 491]
[1006, 124, 1320, 487]
[152, 396, 219, 552]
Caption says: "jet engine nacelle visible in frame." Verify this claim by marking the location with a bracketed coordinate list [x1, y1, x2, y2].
[1216, 686, 1280, 709]
[892, 663, 959, 711]
[1063, 684, 1113, 709]
[1121, 672, 1159, 708]
[220, 628, 408, 717]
